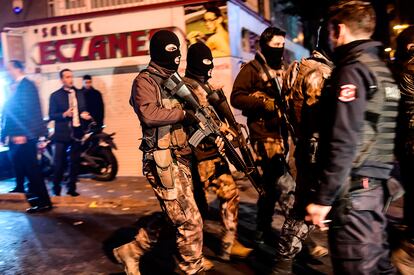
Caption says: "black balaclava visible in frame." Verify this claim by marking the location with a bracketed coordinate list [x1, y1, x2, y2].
[260, 41, 284, 69]
[185, 42, 214, 83]
[150, 30, 181, 71]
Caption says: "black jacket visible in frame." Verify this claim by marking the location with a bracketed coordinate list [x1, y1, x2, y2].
[1, 77, 47, 141]
[81, 87, 104, 128]
[48, 87, 86, 142]
[315, 40, 390, 206]
[231, 53, 282, 140]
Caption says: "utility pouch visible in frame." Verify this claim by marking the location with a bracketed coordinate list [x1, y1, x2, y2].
[153, 149, 175, 189]
[171, 125, 188, 147]
[157, 125, 171, 149]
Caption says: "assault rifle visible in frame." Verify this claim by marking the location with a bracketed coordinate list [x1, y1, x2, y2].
[163, 73, 265, 196]
[206, 87, 265, 195]
[259, 63, 296, 144]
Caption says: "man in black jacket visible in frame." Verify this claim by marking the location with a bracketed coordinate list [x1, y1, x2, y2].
[1, 60, 52, 213]
[306, 1, 397, 274]
[81, 75, 104, 129]
[49, 69, 91, 197]
[231, 27, 287, 244]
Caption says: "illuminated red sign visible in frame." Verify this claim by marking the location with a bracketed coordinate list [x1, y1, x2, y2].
[38, 28, 174, 65]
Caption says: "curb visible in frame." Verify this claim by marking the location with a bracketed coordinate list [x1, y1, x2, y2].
[0, 193, 151, 208]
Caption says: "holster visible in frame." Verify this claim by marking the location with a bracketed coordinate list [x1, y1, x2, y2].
[155, 125, 174, 189]
[153, 149, 174, 189]
[344, 175, 403, 214]
[383, 176, 405, 212]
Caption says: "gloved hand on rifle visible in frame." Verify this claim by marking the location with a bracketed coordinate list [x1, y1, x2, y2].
[215, 136, 225, 157]
[219, 122, 237, 141]
[264, 99, 283, 119]
[264, 98, 275, 112]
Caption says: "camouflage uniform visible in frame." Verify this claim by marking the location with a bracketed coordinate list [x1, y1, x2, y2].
[197, 157, 240, 256]
[275, 51, 333, 262]
[182, 75, 241, 257]
[115, 59, 205, 275]
[141, 156, 204, 274]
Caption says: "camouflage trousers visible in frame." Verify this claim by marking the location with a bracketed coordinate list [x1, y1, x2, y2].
[276, 216, 314, 259]
[133, 157, 205, 274]
[197, 157, 240, 256]
[253, 138, 286, 232]
[276, 147, 318, 260]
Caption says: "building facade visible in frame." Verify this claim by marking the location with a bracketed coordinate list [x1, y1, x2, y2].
[1, 0, 308, 176]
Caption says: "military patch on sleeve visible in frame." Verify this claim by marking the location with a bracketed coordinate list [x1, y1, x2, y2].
[338, 84, 357, 102]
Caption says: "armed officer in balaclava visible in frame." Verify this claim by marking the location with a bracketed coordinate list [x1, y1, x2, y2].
[113, 30, 211, 275]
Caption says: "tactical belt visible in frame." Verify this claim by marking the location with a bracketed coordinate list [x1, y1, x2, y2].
[349, 176, 384, 193]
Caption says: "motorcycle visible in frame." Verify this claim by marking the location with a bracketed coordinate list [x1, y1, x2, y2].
[38, 123, 118, 181]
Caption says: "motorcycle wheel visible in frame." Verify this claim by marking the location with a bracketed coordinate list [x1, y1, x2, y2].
[93, 148, 118, 181]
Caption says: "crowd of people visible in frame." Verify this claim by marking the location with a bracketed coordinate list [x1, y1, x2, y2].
[1, 65, 104, 209]
[0, 0, 413, 274]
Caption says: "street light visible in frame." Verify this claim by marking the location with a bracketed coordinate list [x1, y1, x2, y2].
[12, 0, 24, 14]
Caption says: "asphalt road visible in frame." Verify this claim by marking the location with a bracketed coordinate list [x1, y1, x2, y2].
[0, 176, 402, 275]
[0, 206, 331, 275]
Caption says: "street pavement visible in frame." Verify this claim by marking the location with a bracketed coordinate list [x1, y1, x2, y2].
[0, 176, 404, 275]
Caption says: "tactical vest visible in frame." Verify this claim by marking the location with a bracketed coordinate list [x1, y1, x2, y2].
[135, 69, 188, 152]
[352, 53, 400, 179]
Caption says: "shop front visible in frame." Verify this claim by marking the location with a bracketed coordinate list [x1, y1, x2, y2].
[1, 0, 308, 176]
